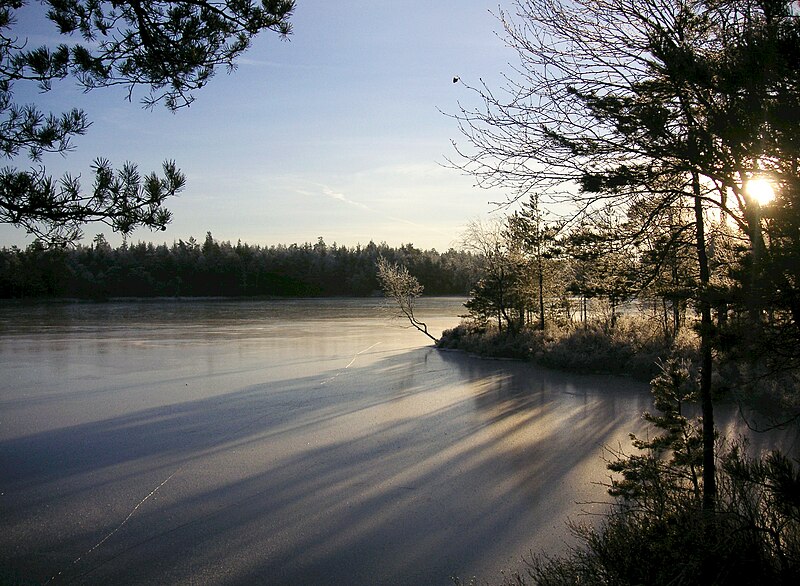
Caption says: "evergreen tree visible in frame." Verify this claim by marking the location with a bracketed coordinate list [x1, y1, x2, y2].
[506, 194, 563, 329]
[0, 1, 295, 243]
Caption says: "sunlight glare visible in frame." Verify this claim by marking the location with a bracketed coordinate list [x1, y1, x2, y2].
[745, 177, 776, 206]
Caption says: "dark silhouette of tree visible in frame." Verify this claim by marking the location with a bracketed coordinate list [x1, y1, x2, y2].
[0, 233, 482, 299]
[625, 196, 699, 338]
[0, 1, 295, 244]
[561, 214, 637, 329]
[449, 0, 800, 513]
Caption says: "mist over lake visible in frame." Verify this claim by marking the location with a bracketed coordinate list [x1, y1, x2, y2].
[0, 298, 795, 585]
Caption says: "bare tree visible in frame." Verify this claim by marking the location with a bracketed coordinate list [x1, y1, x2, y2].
[376, 256, 438, 343]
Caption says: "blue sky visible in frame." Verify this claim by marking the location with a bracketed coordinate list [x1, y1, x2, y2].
[2, 1, 513, 251]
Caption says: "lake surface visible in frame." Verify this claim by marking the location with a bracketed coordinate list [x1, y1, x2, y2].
[0, 298, 795, 585]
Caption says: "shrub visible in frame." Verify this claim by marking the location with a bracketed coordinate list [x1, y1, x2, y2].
[467, 353, 800, 585]
[438, 321, 547, 360]
[439, 315, 697, 381]
[497, 442, 800, 586]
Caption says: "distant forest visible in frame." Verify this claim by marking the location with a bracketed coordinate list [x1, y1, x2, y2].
[0, 232, 482, 300]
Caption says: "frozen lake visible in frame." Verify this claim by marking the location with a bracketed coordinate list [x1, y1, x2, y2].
[0, 298, 791, 584]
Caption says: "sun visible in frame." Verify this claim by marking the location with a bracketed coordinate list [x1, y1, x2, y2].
[745, 177, 776, 206]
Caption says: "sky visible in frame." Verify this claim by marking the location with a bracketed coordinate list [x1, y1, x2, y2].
[1, 1, 516, 251]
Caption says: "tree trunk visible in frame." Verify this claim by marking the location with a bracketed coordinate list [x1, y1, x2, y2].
[538, 257, 545, 330]
[693, 171, 716, 512]
[743, 198, 765, 323]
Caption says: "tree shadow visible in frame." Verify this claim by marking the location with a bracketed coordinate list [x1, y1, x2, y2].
[1, 346, 655, 585]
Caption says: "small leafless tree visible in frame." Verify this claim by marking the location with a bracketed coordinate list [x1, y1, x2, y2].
[376, 256, 438, 343]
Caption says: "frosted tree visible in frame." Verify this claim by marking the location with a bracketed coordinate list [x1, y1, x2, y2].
[376, 256, 438, 343]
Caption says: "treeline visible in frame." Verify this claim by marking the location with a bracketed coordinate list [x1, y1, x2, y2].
[0, 232, 482, 299]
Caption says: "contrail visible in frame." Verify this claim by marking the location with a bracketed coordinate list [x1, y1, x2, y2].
[315, 184, 453, 239]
